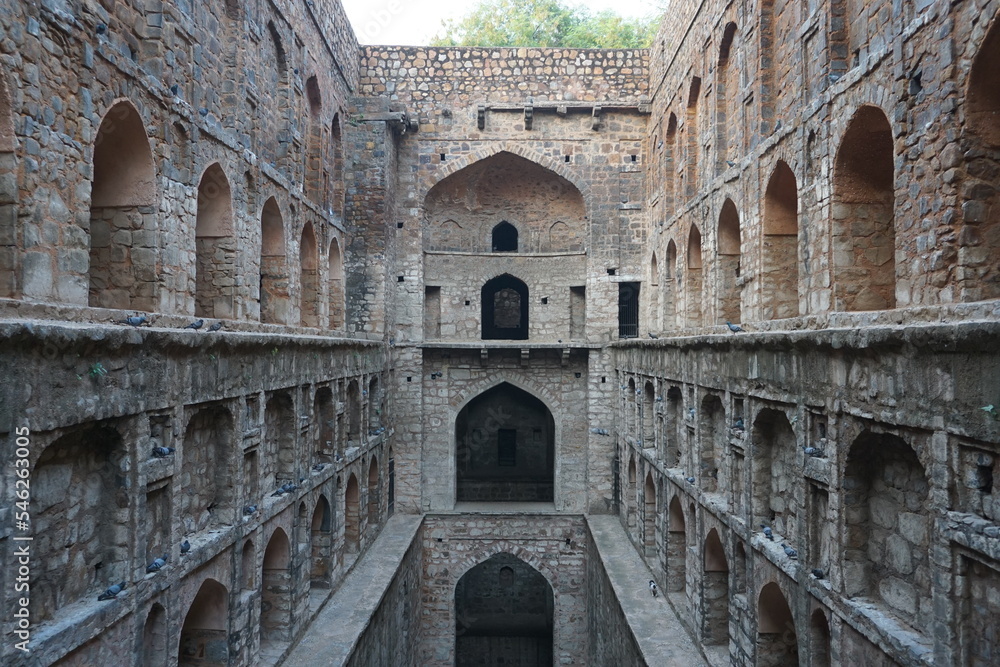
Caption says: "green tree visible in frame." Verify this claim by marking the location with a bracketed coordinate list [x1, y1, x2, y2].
[430, 0, 659, 49]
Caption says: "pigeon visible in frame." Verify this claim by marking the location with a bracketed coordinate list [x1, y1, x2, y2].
[98, 581, 126, 601]
[589, 427, 610, 436]
[829, 72, 842, 83]
[312, 463, 326, 472]
[686, 476, 696, 484]
[761, 525, 774, 541]
[122, 315, 147, 327]
[334, 453, 344, 463]
[198, 107, 209, 117]
[732, 417, 745, 430]
[811, 568, 825, 579]
[95, 23, 107, 35]
[208, 321, 223, 332]
[243, 504, 258, 516]
[184, 319, 204, 330]
[649, 580, 658, 597]
[782, 544, 798, 559]
[774, 119, 782, 132]
[688, 408, 696, 419]
[151, 446, 175, 458]
[726, 321, 744, 333]
[180, 540, 191, 554]
[146, 555, 168, 573]
[804, 446, 824, 457]
[648, 332, 658, 339]
[726, 160, 736, 167]
[170, 84, 179, 95]
[655, 396, 663, 402]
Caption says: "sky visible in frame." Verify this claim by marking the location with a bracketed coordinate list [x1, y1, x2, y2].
[340, 0, 664, 46]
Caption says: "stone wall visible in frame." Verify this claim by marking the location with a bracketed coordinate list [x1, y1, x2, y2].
[0, 321, 392, 665]
[613, 319, 1000, 665]
[585, 524, 645, 665]
[418, 514, 587, 666]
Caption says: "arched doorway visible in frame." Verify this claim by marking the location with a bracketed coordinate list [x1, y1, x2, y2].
[178, 579, 229, 666]
[260, 528, 292, 643]
[757, 582, 798, 666]
[482, 274, 529, 340]
[455, 383, 555, 503]
[345, 474, 360, 552]
[455, 553, 554, 667]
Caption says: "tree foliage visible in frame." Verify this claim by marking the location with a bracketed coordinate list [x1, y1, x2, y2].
[430, 0, 659, 49]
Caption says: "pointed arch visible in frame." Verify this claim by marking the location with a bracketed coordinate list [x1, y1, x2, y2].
[179, 579, 229, 666]
[685, 78, 702, 199]
[717, 22, 738, 172]
[665, 113, 678, 213]
[330, 113, 344, 218]
[456, 382, 555, 503]
[686, 224, 703, 327]
[260, 197, 288, 324]
[455, 553, 554, 665]
[367, 456, 379, 528]
[142, 603, 167, 666]
[195, 164, 236, 318]
[299, 222, 319, 326]
[310, 495, 332, 589]
[757, 582, 797, 663]
[643, 472, 656, 550]
[304, 76, 324, 206]
[345, 473, 360, 552]
[481, 273, 529, 340]
[763, 161, 800, 319]
[664, 239, 677, 328]
[648, 252, 660, 331]
[717, 199, 742, 324]
[833, 106, 896, 311]
[667, 496, 687, 592]
[328, 236, 344, 329]
[703, 528, 729, 646]
[88, 101, 157, 310]
[491, 221, 518, 252]
[260, 528, 292, 642]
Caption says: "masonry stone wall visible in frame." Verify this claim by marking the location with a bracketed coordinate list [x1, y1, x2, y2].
[585, 524, 646, 665]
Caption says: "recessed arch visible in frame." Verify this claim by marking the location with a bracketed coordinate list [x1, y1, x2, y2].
[757, 582, 797, 663]
[702, 528, 729, 646]
[423, 151, 585, 253]
[261, 528, 292, 643]
[664, 239, 677, 328]
[686, 224, 703, 327]
[367, 456, 379, 528]
[763, 161, 800, 319]
[330, 113, 345, 217]
[751, 408, 796, 538]
[142, 603, 167, 666]
[328, 236, 344, 329]
[717, 22, 738, 172]
[456, 382, 554, 503]
[88, 100, 157, 310]
[481, 273, 529, 340]
[179, 579, 229, 667]
[643, 472, 656, 550]
[455, 553, 553, 666]
[648, 252, 660, 331]
[699, 394, 726, 492]
[305, 76, 324, 206]
[667, 495, 687, 593]
[345, 473, 360, 552]
[491, 221, 518, 252]
[310, 495, 332, 589]
[810, 608, 832, 667]
[833, 106, 896, 311]
[182, 406, 235, 533]
[195, 164, 236, 318]
[299, 222, 319, 326]
[717, 198, 742, 324]
[264, 393, 295, 486]
[260, 197, 289, 324]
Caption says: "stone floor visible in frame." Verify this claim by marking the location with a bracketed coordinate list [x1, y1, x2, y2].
[282, 514, 423, 666]
[283, 513, 708, 666]
[586, 515, 709, 666]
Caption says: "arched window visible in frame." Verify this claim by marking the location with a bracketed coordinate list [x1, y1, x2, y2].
[717, 199, 742, 324]
[491, 221, 518, 252]
[260, 197, 288, 324]
[195, 164, 235, 318]
[763, 161, 800, 319]
[482, 274, 528, 340]
[299, 222, 319, 326]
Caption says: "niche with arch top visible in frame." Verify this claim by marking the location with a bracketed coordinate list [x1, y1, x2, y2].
[492, 221, 518, 252]
[482, 274, 529, 340]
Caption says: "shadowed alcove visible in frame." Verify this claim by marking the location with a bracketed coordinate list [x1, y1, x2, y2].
[455, 553, 554, 667]
[456, 383, 554, 502]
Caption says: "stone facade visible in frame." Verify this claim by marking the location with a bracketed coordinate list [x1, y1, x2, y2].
[1, 0, 1000, 665]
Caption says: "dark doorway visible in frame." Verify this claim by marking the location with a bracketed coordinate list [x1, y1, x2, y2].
[618, 282, 640, 338]
[492, 221, 518, 252]
[455, 553, 554, 667]
[482, 275, 529, 340]
[456, 383, 554, 502]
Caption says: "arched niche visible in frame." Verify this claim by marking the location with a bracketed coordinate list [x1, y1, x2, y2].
[260, 528, 292, 643]
[454, 553, 553, 666]
[178, 579, 229, 667]
[763, 161, 800, 319]
[455, 382, 555, 503]
[195, 163, 236, 318]
[299, 222, 319, 326]
[481, 274, 529, 340]
[717, 198, 741, 324]
[424, 151, 585, 252]
[260, 197, 288, 324]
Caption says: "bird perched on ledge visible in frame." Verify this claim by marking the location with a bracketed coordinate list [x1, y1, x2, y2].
[98, 581, 126, 601]
[726, 321, 744, 333]
[146, 554, 168, 573]
[208, 321, 223, 332]
[183, 319, 204, 330]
